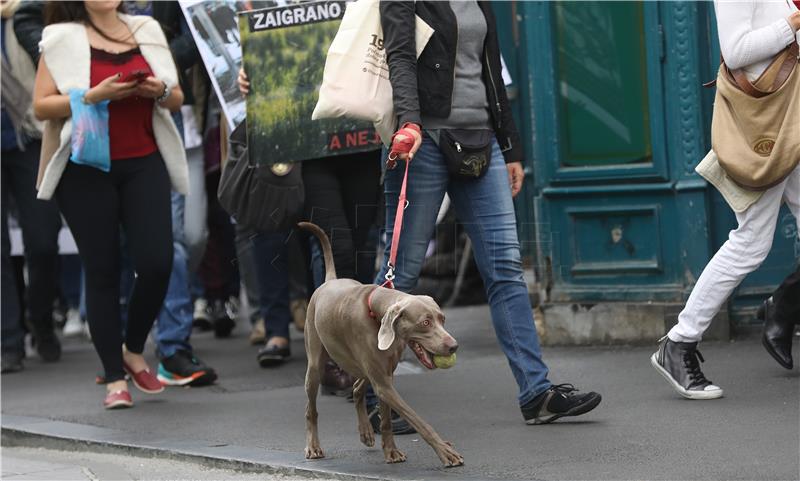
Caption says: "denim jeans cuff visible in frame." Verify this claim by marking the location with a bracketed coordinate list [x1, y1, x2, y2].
[519, 381, 553, 407]
[156, 342, 192, 360]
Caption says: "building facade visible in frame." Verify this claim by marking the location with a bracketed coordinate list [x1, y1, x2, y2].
[494, 1, 798, 341]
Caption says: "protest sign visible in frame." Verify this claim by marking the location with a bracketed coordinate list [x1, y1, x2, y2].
[240, 0, 380, 165]
[180, 0, 251, 129]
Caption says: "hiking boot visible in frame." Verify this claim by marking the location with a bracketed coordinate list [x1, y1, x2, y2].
[650, 336, 723, 400]
[321, 360, 354, 396]
[158, 350, 218, 386]
[521, 384, 602, 424]
[760, 297, 794, 370]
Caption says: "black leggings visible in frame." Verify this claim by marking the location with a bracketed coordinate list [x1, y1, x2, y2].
[56, 152, 173, 382]
[302, 150, 382, 282]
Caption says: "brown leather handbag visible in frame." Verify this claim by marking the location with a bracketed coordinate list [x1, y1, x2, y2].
[711, 42, 800, 191]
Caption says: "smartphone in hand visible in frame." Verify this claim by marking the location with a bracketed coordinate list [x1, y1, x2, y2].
[121, 69, 148, 83]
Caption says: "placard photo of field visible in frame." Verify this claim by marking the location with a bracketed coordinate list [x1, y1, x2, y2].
[239, 1, 380, 165]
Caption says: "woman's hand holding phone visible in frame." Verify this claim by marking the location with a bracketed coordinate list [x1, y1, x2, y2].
[84, 73, 137, 104]
[135, 76, 168, 99]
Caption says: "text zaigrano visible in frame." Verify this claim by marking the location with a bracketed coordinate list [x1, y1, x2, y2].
[250, 2, 344, 31]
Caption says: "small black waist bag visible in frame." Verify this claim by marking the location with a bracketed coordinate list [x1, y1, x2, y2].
[437, 129, 493, 179]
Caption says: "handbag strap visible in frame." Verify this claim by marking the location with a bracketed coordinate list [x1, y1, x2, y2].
[726, 42, 799, 98]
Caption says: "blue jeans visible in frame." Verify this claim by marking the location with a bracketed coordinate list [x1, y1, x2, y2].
[155, 111, 194, 358]
[376, 136, 551, 406]
[155, 191, 194, 358]
[253, 231, 291, 340]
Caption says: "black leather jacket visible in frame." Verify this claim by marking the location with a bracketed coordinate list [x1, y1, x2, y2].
[380, 1, 522, 163]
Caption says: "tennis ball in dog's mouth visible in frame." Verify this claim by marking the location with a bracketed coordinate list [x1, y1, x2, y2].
[433, 353, 457, 369]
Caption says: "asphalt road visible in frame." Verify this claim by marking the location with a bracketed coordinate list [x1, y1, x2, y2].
[2, 305, 799, 480]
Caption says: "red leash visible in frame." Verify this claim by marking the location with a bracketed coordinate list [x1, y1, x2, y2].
[368, 124, 418, 318]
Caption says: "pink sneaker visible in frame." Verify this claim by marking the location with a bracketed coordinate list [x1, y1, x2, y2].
[104, 390, 133, 409]
[123, 362, 164, 394]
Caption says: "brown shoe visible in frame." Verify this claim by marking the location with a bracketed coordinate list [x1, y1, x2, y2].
[321, 360, 354, 396]
[249, 318, 266, 345]
[290, 299, 308, 332]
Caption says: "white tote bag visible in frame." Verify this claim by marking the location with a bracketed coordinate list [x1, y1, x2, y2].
[312, 0, 434, 145]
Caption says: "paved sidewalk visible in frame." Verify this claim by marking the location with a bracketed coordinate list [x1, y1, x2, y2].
[2, 305, 798, 480]
[2, 446, 336, 480]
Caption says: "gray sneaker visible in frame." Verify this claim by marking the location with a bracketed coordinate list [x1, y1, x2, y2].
[650, 336, 723, 400]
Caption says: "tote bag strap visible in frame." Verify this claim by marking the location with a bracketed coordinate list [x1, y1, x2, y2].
[727, 41, 799, 98]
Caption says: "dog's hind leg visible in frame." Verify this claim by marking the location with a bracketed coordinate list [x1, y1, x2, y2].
[303, 307, 325, 459]
[380, 400, 406, 463]
[352, 378, 375, 448]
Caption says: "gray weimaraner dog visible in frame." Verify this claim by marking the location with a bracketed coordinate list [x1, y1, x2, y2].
[298, 222, 464, 468]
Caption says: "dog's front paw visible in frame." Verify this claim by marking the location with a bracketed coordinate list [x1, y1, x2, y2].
[359, 424, 375, 447]
[436, 442, 464, 468]
[304, 445, 325, 459]
[384, 447, 407, 464]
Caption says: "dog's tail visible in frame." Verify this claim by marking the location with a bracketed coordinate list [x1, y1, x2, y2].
[297, 222, 337, 282]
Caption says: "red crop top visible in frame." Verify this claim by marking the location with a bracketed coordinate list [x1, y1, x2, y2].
[90, 47, 159, 160]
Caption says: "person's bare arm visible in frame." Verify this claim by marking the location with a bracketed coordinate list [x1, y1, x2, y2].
[33, 57, 139, 120]
[32, 57, 70, 120]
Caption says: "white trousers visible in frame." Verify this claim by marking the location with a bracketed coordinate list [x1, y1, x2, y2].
[669, 166, 800, 343]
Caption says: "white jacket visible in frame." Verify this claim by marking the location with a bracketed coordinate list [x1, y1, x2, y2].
[36, 14, 188, 200]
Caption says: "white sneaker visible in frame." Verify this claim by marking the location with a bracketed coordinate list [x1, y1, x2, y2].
[193, 297, 212, 330]
[62, 308, 84, 338]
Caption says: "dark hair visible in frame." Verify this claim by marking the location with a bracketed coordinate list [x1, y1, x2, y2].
[44, 1, 133, 45]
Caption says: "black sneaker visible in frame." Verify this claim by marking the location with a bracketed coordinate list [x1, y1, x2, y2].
[521, 384, 602, 425]
[367, 402, 417, 435]
[1, 351, 24, 373]
[257, 343, 291, 367]
[32, 326, 61, 362]
[210, 299, 235, 338]
[650, 336, 723, 400]
[157, 350, 218, 386]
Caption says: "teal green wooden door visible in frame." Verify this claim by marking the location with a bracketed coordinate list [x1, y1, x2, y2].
[513, 1, 679, 302]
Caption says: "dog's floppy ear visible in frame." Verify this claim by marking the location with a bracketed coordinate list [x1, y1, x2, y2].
[378, 300, 406, 351]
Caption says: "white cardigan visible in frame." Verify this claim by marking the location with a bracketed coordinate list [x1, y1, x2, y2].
[36, 14, 188, 200]
[714, 0, 799, 80]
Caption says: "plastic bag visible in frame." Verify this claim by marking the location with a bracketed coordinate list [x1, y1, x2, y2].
[69, 89, 111, 172]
